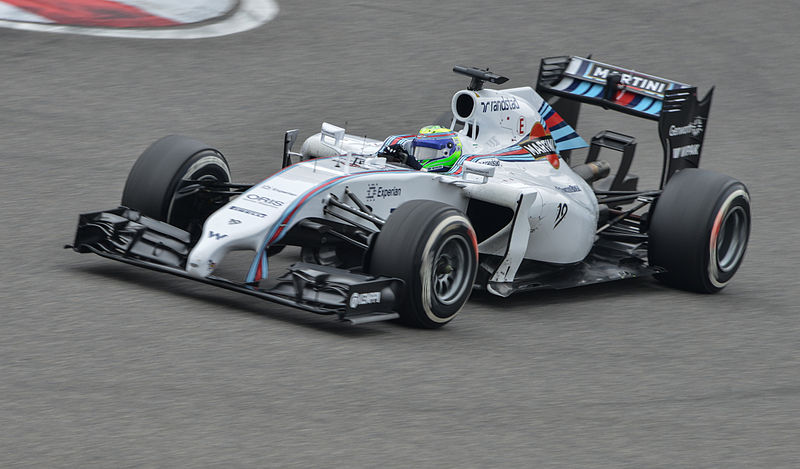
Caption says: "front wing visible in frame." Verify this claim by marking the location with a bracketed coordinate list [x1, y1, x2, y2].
[68, 207, 404, 325]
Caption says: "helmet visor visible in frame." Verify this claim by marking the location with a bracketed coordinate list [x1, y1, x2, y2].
[415, 146, 441, 161]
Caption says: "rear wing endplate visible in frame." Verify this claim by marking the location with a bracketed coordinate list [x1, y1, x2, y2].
[536, 56, 713, 187]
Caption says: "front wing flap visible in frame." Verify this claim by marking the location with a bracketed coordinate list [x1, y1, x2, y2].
[69, 208, 403, 324]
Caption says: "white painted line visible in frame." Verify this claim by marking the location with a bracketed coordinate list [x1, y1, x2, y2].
[0, 3, 52, 23]
[0, 0, 278, 39]
[114, 0, 237, 24]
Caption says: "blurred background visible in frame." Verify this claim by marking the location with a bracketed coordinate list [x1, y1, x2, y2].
[1, 1, 798, 467]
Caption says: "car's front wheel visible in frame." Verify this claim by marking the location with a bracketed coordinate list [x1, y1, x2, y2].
[121, 135, 231, 238]
[369, 200, 478, 328]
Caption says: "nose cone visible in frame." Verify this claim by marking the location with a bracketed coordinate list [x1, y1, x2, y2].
[186, 257, 215, 278]
[186, 235, 227, 279]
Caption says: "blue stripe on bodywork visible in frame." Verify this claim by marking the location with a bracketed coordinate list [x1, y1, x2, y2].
[550, 125, 575, 141]
[633, 97, 655, 112]
[585, 83, 604, 98]
[245, 166, 413, 282]
[572, 81, 591, 96]
[562, 78, 581, 93]
[576, 59, 590, 76]
[644, 100, 662, 115]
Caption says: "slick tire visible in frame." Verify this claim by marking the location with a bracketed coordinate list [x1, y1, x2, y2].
[648, 168, 750, 293]
[369, 200, 478, 328]
[121, 135, 231, 235]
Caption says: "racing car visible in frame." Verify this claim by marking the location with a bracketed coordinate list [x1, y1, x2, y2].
[69, 56, 751, 328]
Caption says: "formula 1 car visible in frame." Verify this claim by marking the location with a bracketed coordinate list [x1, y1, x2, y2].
[69, 56, 751, 328]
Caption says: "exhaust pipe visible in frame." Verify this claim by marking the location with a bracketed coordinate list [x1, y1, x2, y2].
[571, 160, 611, 184]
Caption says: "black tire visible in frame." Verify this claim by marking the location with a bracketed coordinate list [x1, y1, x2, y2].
[121, 135, 231, 235]
[369, 200, 478, 328]
[648, 168, 751, 293]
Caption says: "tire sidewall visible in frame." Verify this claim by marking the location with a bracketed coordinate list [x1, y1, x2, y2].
[165, 151, 231, 224]
[413, 214, 478, 325]
[704, 187, 750, 291]
[369, 200, 478, 328]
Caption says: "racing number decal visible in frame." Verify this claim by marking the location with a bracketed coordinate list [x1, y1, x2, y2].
[554, 203, 568, 229]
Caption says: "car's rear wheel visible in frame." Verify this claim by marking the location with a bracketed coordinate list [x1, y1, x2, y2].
[369, 200, 478, 328]
[648, 168, 751, 293]
[121, 135, 231, 238]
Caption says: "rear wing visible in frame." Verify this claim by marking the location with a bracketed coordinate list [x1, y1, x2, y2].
[536, 56, 713, 187]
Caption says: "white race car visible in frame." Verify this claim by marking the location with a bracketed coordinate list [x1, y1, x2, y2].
[70, 56, 751, 328]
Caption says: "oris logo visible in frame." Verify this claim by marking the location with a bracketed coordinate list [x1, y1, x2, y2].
[365, 184, 401, 202]
[245, 193, 285, 208]
[349, 292, 381, 309]
[669, 117, 705, 137]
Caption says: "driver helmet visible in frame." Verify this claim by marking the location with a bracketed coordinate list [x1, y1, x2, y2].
[412, 125, 462, 171]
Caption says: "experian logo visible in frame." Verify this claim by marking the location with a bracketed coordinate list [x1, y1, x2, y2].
[349, 292, 381, 308]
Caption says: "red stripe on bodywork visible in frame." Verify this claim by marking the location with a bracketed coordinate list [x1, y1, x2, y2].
[254, 252, 264, 282]
[266, 176, 346, 244]
[544, 113, 563, 129]
[496, 148, 529, 156]
[615, 91, 635, 106]
[4, 0, 179, 27]
[265, 168, 412, 245]
[389, 134, 415, 145]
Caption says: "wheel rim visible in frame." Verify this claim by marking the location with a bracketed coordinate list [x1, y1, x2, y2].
[167, 154, 230, 235]
[716, 205, 748, 273]
[431, 235, 473, 305]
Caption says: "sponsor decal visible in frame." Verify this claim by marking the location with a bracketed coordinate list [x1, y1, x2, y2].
[519, 122, 561, 169]
[478, 158, 501, 167]
[521, 138, 557, 156]
[228, 218, 242, 225]
[365, 184, 401, 202]
[555, 184, 581, 193]
[208, 231, 227, 240]
[672, 144, 700, 159]
[245, 193, 285, 208]
[349, 291, 381, 309]
[588, 64, 669, 95]
[668, 116, 705, 137]
[230, 205, 268, 218]
[554, 202, 568, 229]
[480, 96, 519, 113]
[260, 184, 298, 196]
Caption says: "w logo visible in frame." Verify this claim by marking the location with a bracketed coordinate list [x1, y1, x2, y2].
[208, 231, 228, 240]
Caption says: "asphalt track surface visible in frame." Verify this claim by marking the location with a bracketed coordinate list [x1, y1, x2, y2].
[2, 1, 799, 467]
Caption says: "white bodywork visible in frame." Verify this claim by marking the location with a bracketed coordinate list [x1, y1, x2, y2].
[186, 84, 598, 296]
